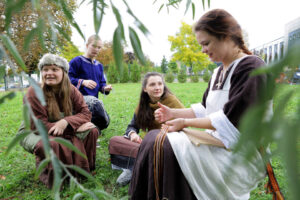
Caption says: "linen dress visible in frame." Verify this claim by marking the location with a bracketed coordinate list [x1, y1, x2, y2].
[129, 55, 269, 200]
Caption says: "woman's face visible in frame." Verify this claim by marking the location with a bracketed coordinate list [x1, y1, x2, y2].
[86, 39, 102, 59]
[143, 75, 164, 102]
[42, 65, 63, 87]
[196, 30, 230, 63]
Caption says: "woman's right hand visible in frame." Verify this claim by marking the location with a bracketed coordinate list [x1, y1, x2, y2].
[154, 102, 173, 123]
[130, 132, 142, 144]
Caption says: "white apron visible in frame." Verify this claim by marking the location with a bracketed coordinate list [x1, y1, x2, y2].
[167, 56, 266, 200]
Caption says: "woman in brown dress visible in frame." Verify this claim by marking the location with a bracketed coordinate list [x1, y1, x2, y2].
[26, 53, 98, 188]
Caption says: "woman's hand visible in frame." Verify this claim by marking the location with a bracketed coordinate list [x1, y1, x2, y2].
[49, 119, 68, 136]
[77, 122, 96, 132]
[165, 118, 185, 132]
[130, 132, 142, 144]
[154, 102, 173, 123]
[103, 84, 113, 92]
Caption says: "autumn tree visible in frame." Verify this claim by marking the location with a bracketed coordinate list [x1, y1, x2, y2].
[0, 0, 77, 75]
[60, 41, 83, 62]
[168, 21, 211, 73]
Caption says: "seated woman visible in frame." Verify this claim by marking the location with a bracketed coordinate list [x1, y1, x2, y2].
[129, 9, 271, 200]
[109, 72, 184, 186]
[22, 53, 98, 188]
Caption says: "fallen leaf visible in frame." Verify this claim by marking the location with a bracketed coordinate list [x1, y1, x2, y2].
[0, 175, 6, 180]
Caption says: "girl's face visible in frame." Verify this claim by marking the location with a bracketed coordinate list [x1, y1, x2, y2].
[143, 75, 164, 102]
[86, 39, 102, 59]
[42, 65, 63, 87]
[196, 30, 231, 63]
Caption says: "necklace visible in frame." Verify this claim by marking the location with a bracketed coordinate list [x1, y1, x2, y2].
[216, 67, 227, 89]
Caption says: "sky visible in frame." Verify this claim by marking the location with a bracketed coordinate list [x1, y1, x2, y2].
[71, 0, 300, 65]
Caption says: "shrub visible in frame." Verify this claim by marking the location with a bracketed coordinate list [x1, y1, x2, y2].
[130, 61, 141, 83]
[165, 72, 175, 83]
[203, 69, 211, 83]
[120, 63, 130, 83]
[190, 74, 199, 83]
[178, 69, 187, 83]
[107, 62, 119, 83]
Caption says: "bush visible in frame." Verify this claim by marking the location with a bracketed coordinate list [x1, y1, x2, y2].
[107, 63, 119, 83]
[120, 63, 130, 83]
[190, 74, 199, 83]
[130, 61, 141, 83]
[178, 69, 187, 83]
[203, 69, 211, 83]
[165, 72, 175, 83]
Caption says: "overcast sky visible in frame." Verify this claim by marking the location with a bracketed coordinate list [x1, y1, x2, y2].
[71, 0, 300, 65]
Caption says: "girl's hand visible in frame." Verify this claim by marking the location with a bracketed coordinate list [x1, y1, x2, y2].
[77, 122, 96, 132]
[165, 118, 185, 132]
[154, 102, 173, 123]
[130, 132, 142, 144]
[49, 119, 68, 136]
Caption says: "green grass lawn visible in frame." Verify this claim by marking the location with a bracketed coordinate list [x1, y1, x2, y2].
[0, 82, 298, 199]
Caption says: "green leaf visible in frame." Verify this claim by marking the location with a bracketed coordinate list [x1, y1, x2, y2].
[113, 27, 123, 75]
[93, 0, 106, 35]
[208, 0, 210, 8]
[34, 158, 50, 179]
[122, 0, 150, 36]
[23, 103, 31, 130]
[5, 129, 31, 155]
[51, 137, 87, 159]
[158, 4, 164, 13]
[202, 0, 205, 10]
[27, 76, 46, 106]
[4, 0, 27, 30]
[23, 28, 38, 51]
[59, 0, 85, 40]
[34, 119, 51, 155]
[54, 25, 71, 43]
[129, 27, 146, 65]
[72, 193, 83, 200]
[30, 0, 40, 10]
[66, 165, 96, 182]
[192, 3, 195, 19]
[51, 154, 63, 199]
[0, 91, 16, 104]
[111, 1, 125, 40]
[0, 34, 27, 71]
[184, 0, 192, 15]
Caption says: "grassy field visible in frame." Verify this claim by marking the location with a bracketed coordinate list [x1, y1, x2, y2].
[0, 82, 298, 199]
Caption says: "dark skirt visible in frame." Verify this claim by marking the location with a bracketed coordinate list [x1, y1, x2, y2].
[33, 128, 98, 188]
[129, 129, 197, 200]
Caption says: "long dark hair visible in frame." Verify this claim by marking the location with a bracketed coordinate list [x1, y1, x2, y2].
[136, 72, 171, 131]
[42, 70, 72, 121]
[194, 9, 252, 55]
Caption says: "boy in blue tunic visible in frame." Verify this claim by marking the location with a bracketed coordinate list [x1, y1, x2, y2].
[69, 35, 112, 98]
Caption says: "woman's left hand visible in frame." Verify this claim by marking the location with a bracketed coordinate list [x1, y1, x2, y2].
[165, 118, 185, 132]
[49, 119, 68, 136]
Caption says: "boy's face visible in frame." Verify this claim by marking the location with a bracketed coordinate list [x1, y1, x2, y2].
[86, 39, 102, 59]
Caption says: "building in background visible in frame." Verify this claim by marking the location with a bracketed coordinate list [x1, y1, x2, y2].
[251, 16, 300, 84]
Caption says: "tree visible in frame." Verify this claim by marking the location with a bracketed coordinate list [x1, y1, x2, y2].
[106, 62, 119, 83]
[0, 0, 77, 75]
[130, 61, 141, 83]
[168, 22, 211, 74]
[60, 41, 83, 62]
[177, 68, 187, 83]
[120, 62, 130, 83]
[160, 56, 168, 73]
[168, 61, 178, 74]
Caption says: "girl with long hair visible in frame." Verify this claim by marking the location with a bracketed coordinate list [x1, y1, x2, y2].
[24, 53, 99, 188]
[109, 72, 184, 186]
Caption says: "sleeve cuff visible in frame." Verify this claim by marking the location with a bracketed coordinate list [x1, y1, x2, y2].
[191, 103, 206, 118]
[77, 79, 83, 89]
[208, 110, 240, 149]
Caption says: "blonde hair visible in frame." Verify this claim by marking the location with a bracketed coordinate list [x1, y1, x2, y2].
[86, 35, 101, 45]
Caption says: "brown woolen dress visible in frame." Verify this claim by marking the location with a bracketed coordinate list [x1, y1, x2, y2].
[129, 129, 197, 200]
[26, 85, 98, 188]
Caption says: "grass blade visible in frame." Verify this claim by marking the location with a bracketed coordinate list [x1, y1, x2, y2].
[27, 76, 46, 106]
[66, 165, 95, 182]
[5, 129, 31, 155]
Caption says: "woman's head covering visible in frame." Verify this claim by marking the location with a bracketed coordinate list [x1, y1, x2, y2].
[38, 53, 69, 72]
